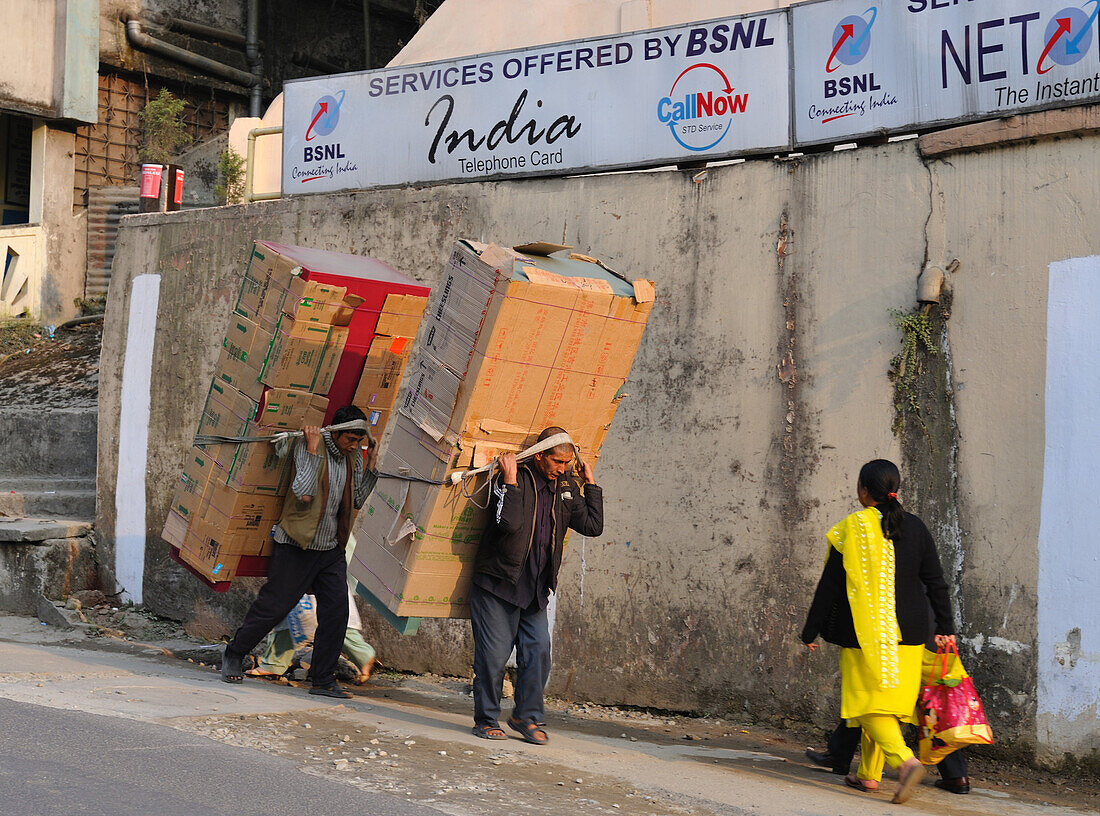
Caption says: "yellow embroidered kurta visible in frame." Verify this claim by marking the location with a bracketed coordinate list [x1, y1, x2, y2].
[828, 507, 922, 721]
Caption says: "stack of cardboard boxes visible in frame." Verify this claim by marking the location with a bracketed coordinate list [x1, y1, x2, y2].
[163, 241, 428, 588]
[350, 241, 654, 619]
[353, 294, 425, 439]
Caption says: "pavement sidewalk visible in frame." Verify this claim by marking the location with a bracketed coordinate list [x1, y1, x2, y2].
[0, 611, 1094, 816]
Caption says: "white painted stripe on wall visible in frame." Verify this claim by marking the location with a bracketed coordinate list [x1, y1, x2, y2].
[1037, 256, 1100, 754]
[114, 274, 162, 605]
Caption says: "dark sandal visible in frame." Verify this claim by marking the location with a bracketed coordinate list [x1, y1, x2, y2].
[220, 648, 243, 684]
[508, 717, 548, 745]
[845, 773, 878, 792]
[472, 723, 507, 740]
[309, 681, 352, 699]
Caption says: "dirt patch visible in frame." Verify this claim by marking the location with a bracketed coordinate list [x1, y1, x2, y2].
[0, 319, 47, 357]
[0, 320, 101, 408]
[175, 707, 718, 816]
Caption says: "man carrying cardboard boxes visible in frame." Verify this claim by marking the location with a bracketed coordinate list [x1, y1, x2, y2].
[221, 405, 377, 698]
[470, 427, 603, 743]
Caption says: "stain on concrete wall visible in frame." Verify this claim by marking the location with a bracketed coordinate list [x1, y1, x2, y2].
[98, 135, 1100, 763]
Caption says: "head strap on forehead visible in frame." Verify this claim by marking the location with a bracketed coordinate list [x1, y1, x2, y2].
[328, 419, 370, 434]
[272, 419, 374, 459]
[535, 432, 575, 454]
[448, 432, 576, 485]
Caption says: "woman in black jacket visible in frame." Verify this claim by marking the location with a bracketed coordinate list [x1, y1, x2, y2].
[802, 459, 955, 804]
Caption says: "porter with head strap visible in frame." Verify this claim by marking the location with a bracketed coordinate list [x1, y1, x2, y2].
[467, 426, 604, 744]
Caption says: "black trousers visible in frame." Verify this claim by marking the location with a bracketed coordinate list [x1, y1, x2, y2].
[827, 723, 969, 778]
[227, 541, 349, 687]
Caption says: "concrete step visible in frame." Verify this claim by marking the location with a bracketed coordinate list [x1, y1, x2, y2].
[0, 517, 93, 542]
[0, 479, 96, 520]
[0, 407, 97, 480]
[0, 517, 97, 614]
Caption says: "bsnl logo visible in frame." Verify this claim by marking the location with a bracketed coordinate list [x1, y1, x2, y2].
[303, 89, 346, 163]
[937, 1, 1099, 88]
[656, 63, 748, 152]
[824, 7, 880, 98]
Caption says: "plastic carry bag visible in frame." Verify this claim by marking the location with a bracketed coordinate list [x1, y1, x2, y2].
[918, 644, 994, 764]
[286, 595, 318, 646]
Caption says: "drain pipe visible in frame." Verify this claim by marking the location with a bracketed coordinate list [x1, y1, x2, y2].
[124, 16, 255, 88]
[245, 0, 263, 117]
[160, 16, 248, 48]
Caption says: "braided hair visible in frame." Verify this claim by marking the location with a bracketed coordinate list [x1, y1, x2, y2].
[858, 459, 905, 541]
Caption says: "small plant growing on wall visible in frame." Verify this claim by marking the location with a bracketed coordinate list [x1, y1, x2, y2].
[888, 307, 938, 434]
[138, 89, 192, 166]
[215, 148, 246, 205]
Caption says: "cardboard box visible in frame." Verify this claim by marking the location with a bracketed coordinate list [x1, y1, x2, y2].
[203, 437, 292, 497]
[174, 521, 243, 583]
[223, 315, 274, 369]
[214, 315, 275, 402]
[260, 316, 349, 394]
[237, 242, 364, 332]
[350, 241, 654, 618]
[195, 482, 282, 536]
[161, 509, 189, 549]
[350, 476, 477, 618]
[236, 242, 303, 330]
[354, 335, 412, 414]
[213, 349, 263, 402]
[169, 446, 218, 523]
[257, 388, 329, 430]
[282, 279, 364, 326]
[170, 494, 280, 583]
[198, 381, 257, 440]
[364, 407, 391, 434]
[375, 293, 428, 338]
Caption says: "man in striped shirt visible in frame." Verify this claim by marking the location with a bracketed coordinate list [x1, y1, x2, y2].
[221, 405, 377, 697]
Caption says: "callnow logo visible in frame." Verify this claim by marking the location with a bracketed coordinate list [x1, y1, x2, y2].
[656, 63, 747, 152]
[305, 89, 345, 141]
[1038, 1, 1099, 73]
[826, 6, 877, 72]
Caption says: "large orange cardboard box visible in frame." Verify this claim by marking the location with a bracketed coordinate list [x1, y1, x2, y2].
[350, 241, 654, 618]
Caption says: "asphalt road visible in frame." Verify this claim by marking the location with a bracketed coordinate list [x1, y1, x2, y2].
[0, 696, 449, 816]
[0, 614, 1092, 816]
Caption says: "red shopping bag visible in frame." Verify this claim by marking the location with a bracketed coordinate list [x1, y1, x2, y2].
[918, 643, 994, 764]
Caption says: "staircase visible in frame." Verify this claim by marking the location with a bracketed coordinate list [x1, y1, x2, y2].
[0, 321, 101, 614]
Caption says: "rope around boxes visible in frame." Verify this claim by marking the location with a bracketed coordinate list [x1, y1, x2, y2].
[193, 425, 581, 508]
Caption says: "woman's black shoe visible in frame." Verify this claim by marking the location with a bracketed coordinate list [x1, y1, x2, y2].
[805, 749, 849, 775]
[935, 776, 971, 794]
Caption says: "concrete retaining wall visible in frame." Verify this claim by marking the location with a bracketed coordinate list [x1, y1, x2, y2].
[97, 133, 1100, 764]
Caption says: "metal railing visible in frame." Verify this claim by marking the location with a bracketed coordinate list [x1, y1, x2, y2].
[245, 125, 283, 202]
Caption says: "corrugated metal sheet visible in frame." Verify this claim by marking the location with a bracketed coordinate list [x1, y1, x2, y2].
[85, 186, 139, 300]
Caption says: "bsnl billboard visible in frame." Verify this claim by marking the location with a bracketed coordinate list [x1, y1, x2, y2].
[793, 0, 1100, 144]
[283, 12, 790, 193]
[282, 0, 1100, 194]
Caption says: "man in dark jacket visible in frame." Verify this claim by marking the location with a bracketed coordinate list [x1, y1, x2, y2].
[469, 427, 603, 744]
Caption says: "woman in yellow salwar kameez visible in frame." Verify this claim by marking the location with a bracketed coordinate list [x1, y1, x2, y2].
[802, 459, 956, 805]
